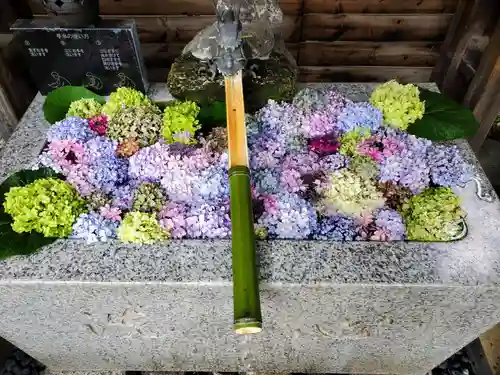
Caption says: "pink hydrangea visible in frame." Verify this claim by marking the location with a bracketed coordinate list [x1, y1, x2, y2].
[47, 140, 86, 172]
[99, 204, 122, 221]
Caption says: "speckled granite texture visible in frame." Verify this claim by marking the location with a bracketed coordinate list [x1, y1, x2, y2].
[0, 84, 499, 375]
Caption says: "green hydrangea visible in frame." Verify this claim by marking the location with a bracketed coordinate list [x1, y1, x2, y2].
[349, 155, 379, 180]
[370, 80, 425, 130]
[319, 169, 385, 216]
[4, 178, 86, 238]
[117, 212, 169, 244]
[107, 105, 163, 147]
[132, 182, 167, 213]
[101, 87, 153, 119]
[67, 98, 103, 119]
[86, 191, 111, 211]
[162, 100, 201, 144]
[339, 127, 371, 156]
[401, 187, 464, 241]
[255, 226, 268, 240]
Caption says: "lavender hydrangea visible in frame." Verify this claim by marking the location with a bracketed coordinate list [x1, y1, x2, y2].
[313, 215, 358, 241]
[70, 212, 119, 243]
[257, 192, 317, 239]
[48, 117, 94, 143]
[112, 182, 136, 210]
[184, 201, 231, 239]
[371, 208, 406, 241]
[337, 102, 383, 134]
[378, 130, 432, 194]
[427, 144, 472, 187]
[252, 168, 280, 195]
[258, 100, 305, 149]
[158, 202, 189, 239]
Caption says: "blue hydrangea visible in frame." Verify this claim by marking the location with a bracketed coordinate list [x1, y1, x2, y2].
[257, 192, 317, 239]
[319, 153, 349, 172]
[313, 215, 358, 241]
[337, 102, 383, 134]
[48, 116, 94, 143]
[427, 144, 472, 187]
[85, 136, 117, 159]
[252, 168, 280, 195]
[87, 156, 128, 193]
[112, 182, 136, 210]
[70, 212, 119, 243]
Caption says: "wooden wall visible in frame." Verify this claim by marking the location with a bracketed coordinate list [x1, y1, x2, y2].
[27, 0, 459, 82]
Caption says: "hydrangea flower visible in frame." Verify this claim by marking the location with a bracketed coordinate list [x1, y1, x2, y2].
[337, 102, 383, 134]
[301, 110, 336, 139]
[318, 169, 385, 216]
[370, 80, 425, 130]
[86, 191, 111, 211]
[184, 201, 231, 239]
[112, 183, 136, 210]
[370, 208, 406, 241]
[349, 155, 379, 180]
[4, 178, 86, 237]
[48, 117, 94, 143]
[108, 105, 163, 147]
[401, 187, 464, 241]
[117, 212, 169, 243]
[132, 182, 167, 213]
[158, 202, 189, 239]
[427, 144, 472, 187]
[100, 204, 122, 222]
[162, 100, 200, 144]
[71, 212, 119, 243]
[313, 215, 358, 241]
[252, 168, 280, 195]
[47, 140, 86, 172]
[339, 127, 371, 156]
[308, 134, 340, 156]
[101, 87, 152, 119]
[257, 192, 317, 239]
[378, 131, 432, 193]
[318, 153, 349, 172]
[66, 164, 95, 196]
[88, 114, 108, 136]
[258, 100, 304, 149]
[67, 98, 102, 119]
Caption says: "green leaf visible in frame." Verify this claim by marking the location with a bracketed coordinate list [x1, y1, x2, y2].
[407, 88, 479, 141]
[0, 168, 61, 260]
[198, 101, 227, 132]
[43, 86, 106, 124]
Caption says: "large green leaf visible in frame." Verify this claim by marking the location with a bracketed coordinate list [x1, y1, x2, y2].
[0, 168, 61, 260]
[407, 88, 479, 141]
[43, 86, 106, 124]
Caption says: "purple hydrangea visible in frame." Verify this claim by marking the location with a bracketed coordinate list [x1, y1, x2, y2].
[378, 130, 432, 194]
[371, 208, 406, 241]
[257, 192, 317, 239]
[47, 116, 94, 143]
[337, 102, 383, 134]
[313, 215, 358, 241]
[112, 182, 136, 210]
[301, 110, 336, 139]
[258, 100, 305, 149]
[85, 136, 117, 159]
[427, 144, 472, 187]
[250, 136, 286, 170]
[70, 212, 119, 243]
[319, 153, 349, 172]
[158, 202, 189, 239]
[184, 201, 231, 239]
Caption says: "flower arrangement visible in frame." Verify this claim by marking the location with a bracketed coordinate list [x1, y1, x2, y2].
[0, 83, 475, 256]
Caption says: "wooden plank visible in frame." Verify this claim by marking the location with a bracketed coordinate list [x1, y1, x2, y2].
[97, 15, 300, 43]
[141, 42, 299, 67]
[298, 41, 440, 66]
[305, 0, 459, 14]
[432, 0, 474, 85]
[298, 66, 432, 82]
[441, 0, 500, 98]
[302, 13, 453, 42]
[28, 0, 302, 16]
[464, 17, 500, 109]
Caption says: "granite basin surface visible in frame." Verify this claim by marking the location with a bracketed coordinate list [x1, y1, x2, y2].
[0, 84, 499, 375]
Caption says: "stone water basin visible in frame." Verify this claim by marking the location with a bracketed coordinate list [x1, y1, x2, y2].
[0, 83, 499, 375]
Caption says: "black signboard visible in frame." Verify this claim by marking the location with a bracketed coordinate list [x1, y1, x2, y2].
[11, 19, 149, 95]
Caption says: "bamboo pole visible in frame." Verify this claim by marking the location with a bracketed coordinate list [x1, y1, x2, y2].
[225, 71, 262, 334]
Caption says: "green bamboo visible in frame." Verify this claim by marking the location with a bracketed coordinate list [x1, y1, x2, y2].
[229, 165, 262, 334]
